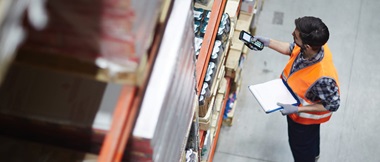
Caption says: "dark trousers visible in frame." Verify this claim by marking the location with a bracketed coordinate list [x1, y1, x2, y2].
[287, 116, 320, 162]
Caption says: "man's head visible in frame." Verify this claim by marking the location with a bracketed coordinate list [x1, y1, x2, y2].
[292, 16, 329, 51]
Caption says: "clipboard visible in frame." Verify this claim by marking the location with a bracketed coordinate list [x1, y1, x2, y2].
[248, 78, 300, 113]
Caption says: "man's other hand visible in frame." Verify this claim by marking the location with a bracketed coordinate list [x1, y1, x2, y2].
[277, 102, 298, 115]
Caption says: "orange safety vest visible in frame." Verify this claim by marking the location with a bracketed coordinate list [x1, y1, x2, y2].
[281, 44, 340, 125]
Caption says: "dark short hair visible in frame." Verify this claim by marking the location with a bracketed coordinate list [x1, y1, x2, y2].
[295, 16, 329, 47]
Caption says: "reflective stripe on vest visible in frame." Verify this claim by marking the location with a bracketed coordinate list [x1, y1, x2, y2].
[295, 93, 333, 120]
[299, 112, 332, 120]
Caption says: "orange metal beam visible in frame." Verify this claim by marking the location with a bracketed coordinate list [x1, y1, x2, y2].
[113, 21, 166, 161]
[207, 77, 231, 162]
[98, 86, 137, 162]
[196, 0, 227, 157]
[114, 94, 141, 161]
[196, 0, 227, 95]
[199, 130, 206, 148]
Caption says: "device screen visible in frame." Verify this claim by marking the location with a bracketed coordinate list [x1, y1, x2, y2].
[242, 32, 252, 42]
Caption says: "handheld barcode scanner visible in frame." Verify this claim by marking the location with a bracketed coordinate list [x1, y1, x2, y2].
[239, 30, 264, 51]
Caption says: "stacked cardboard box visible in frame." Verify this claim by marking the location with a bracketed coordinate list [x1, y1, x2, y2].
[18, 0, 162, 84]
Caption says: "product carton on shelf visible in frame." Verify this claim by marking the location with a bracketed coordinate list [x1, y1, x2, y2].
[225, 49, 242, 78]
[0, 63, 111, 153]
[235, 11, 254, 32]
[224, 0, 241, 24]
[0, 64, 106, 129]
[230, 30, 245, 51]
[16, 0, 162, 85]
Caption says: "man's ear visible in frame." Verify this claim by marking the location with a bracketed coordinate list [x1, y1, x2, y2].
[304, 44, 311, 49]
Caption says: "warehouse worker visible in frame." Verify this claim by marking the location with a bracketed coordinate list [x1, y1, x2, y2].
[254, 16, 340, 162]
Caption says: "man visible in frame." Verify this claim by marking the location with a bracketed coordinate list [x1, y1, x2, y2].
[254, 16, 340, 162]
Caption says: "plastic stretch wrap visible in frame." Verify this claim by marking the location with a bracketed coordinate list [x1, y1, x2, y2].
[20, 0, 162, 75]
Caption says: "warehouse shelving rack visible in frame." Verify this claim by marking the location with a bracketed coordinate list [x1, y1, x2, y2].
[0, 0, 174, 161]
[0, 0, 262, 161]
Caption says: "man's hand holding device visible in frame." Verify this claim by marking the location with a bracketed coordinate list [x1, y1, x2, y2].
[239, 30, 268, 51]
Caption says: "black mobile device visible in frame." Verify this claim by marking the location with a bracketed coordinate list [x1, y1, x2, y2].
[239, 30, 264, 51]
